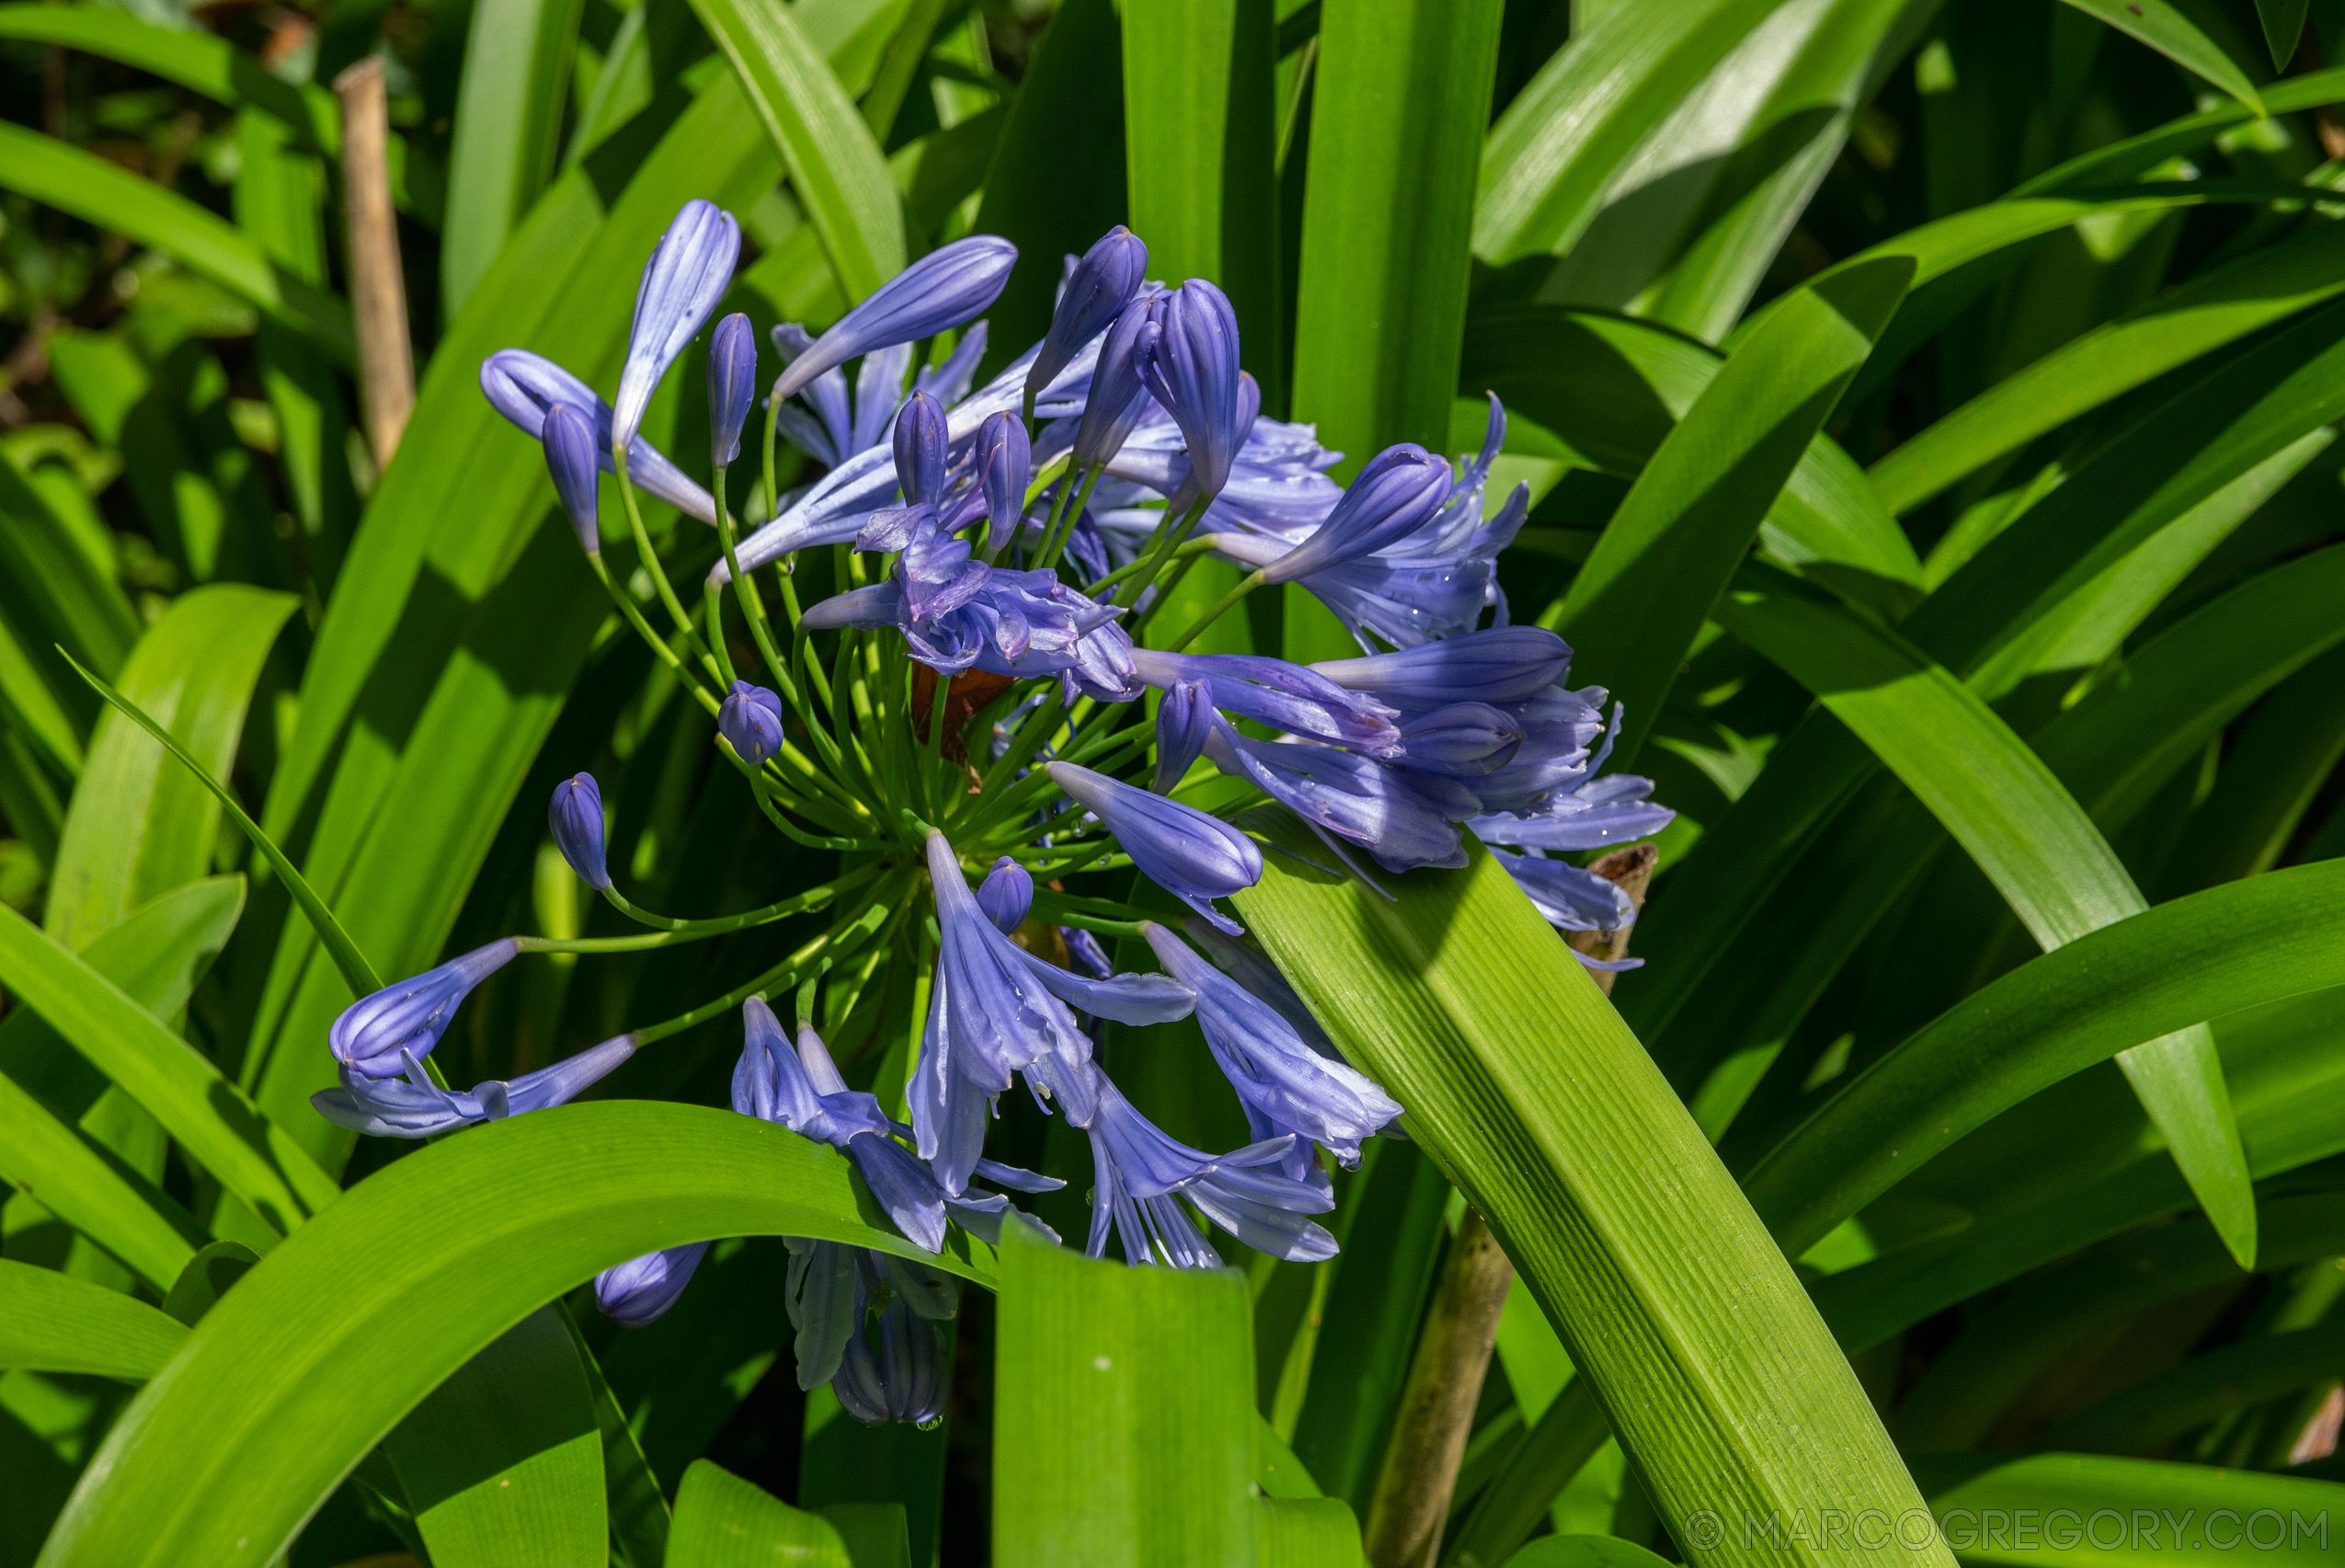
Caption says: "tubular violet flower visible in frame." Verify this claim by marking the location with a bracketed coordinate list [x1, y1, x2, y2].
[1047, 760, 1262, 934]
[707, 311, 757, 468]
[1027, 225, 1149, 406]
[542, 404, 601, 554]
[613, 200, 740, 454]
[330, 940, 520, 1079]
[771, 235, 1017, 406]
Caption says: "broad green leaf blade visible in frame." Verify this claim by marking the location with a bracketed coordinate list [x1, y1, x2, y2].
[1714, 563, 2252, 1262]
[2256, 0, 2310, 71]
[1740, 858, 2345, 1260]
[0, 1070, 203, 1294]
[818, 1503, 912, 1568]
[1914, 1452, 2343, 1565]
[0, 1259, 186, 1380]
[440, 0, 587, 318]
[994, 1220, 1259, 1563]
[34, 1102, 984, 1568]
[1256, 1497, 1365, 1567]
[1286, 0, 1502, 658]
[2036, 1320, 2345, 1455]
[158, 1241, 257, 1327]
[1471, 0, 1787, 267]
[1550, 257, 1912, 764]
[385, 1308, 607, 1568]
[668, 1459, 849, 1566]
[1232, 824, 1952, 1568]
[688, 0, 904, 302]
[555, 1303, 669, 1568]
[2056, 0, 2263, 110]
[48, 585, 296, 950]
[1504, 1537, 1675, 1568]
[800, 1387, 948, 1568]
[0, 122, 353, 365]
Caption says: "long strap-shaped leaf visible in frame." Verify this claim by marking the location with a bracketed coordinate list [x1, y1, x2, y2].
[0, 1070, 203, 1292]
[1549, 256, 1911, 764]
[0, 899, 342, 1236]
[0, 1257, 187, 1380]
[687, 0, 904, 301]
[0, 122, 353, 364]
[1913, 1451, 2342, 1566]
[1232, 822, 1953, 1568]
[2056, 0, 2262, 110]
[0, 5, 337, 148]
[34, 1101, 987, 1568]
[1714, 560, 2254, 1264]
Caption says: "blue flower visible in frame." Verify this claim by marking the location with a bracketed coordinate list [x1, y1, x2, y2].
[595, 1242, 712, 1327]
[800, 551, 1138, 700]
[311, 1034, 637, 1139]
[613, 200, 741, 453]
[976, 410, 1032, 553]
[1027, 225, 1149, 407]
[1141, 923, 1400, 1167]
[1046, 761, 1262, 935]
[1470, 773, 1676, 852]
[481, 349, 715, 523]
[1128, 647, 1401, 757]
[972, 854, 1195, 1024]
[1204, 723, 1467, 874]
[720, 681, 784, 765]
[1485, 849, 1642, 971]
[825, 1250, 953, 1427]
[1313, 624, 1573, 710]
[1256, 443, 1452, 585]
[1153, 678, 1212, 793]
[541, 405, 601, 554]
[1464, 691, 1614, 817]
[548, 772, 610, 890]
[329, 940, 520, 1079]
[771, 235, 1017, 406]
[1138, 280, 1244, 502]
[1396, 703, 1526, 776]
[1071, 298, 1161, 469]
[707, 312, 757, 468]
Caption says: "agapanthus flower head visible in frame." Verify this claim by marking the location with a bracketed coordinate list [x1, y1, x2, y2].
[1259, 443, 1452, 585]
[1128, 647, 1401, 757]
[1072, 299, 1161, 469]
[614, 200, 740, 454]
[1138, 280, 1243, 503]
[596, 1241, 712, 1327]
[707, 311, 758, 468]
[1028, 225, 1149, 406]
[1153, 679, 1213, 794]
[1046, 761, 1262, 935]
[329, 940, 520, 1079]
[312, 1035, 636, 1139]
[771, 235, 1017, 406]
[481, 349, 715, 523]
[541, 404, 601, 554]
[977, 410, 1032, 553]
[1314, 625, 1573, 709]
[720, 681, 785, 766]
[548, 772, 610, 890]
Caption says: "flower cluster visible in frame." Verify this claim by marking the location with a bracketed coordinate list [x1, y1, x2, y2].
[325, 205, 1669, 1426]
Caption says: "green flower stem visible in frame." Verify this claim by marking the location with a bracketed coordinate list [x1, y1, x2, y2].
[587, 553, 723, 719]
[1028, 889, 1154, 926]
[741, 766, 881, 852]
[1035, 465, 1106, 571]
[702, 578, 739, 686]
[632, 877, 903, 1045]
[712, 458, 804, 712]
[1083, 534, 1221, 600]
[588, 864, 882, 937]
[1025, 462, 1087, 569]
[1115, 493, 1211, 610]
[921, 669, 955, 818]
[612, 452, 723, 681]
[1158, 568, 1269, 654]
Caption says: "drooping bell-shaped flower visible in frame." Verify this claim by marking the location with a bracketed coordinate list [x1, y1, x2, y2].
[613, 200, 741, 454]
[313, 1035, 637, 1139]
[482, 350, 715, 523]
[832, 1284, 951, 1426]
[707, 311, 758, 468]
[1071, 300, 1161, 469]
[329, 940, 520, 1079]
[972, 854, 1197, 1021]
[542, 405, 601, 554]
[1153, 679, 1213, 794]
[977, 410, 1032, 554]
[1138, 280, 1244, 502]
[1046, 761, 1262, 935]
[548, 773, 610, 890]
[720, 681, 784, 765]
[1026, 225, 1149, 406]
[1258, 443, 1452, 585]
[596, 1241, 713, 1327]
[771, 235, 1018, 406]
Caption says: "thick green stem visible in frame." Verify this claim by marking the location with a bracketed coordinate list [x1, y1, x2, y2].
[1158, 568, 1268, 654]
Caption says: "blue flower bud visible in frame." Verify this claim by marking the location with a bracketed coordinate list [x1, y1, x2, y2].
[976, 410, 1031, 553]
[893, 391, 948, 508]
[720, 680, 784, 765]
[542, 404, 601, 555]
[834, 1297, 949, 1426]
[977, 855, 1033, 933]
[1397, 703, 1526, 776]
[597, 1242, 713, 1327]
[772, 235, 1019, 406]
[480, 348, 715, 523]
[1139, 280, 1243, 502]
[1071, 300, 1160, 469]
[1152, 679, 1213, 794]
[548, 772, 611, 889]
[328, 940, 520, 1080]
[614, 200, 741, 455]
[1313, 625, 1573, 708]
[1260, 443, 1452, 585]
[1026, 225, 1148, 406]
[707, 311, 757, 468]
[1046, 760, 1261, 934]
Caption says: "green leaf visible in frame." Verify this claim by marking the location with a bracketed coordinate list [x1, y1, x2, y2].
[0, 1258, 186, 1381]
[1471, 0, 1790, 268]
[1232, 822, 1950, 1568]
[0, 897, 340, 1237]
[1740, 858, 2345, 1262]
[35, 1101, 985, 1568]
[0, 4, 337, 150]
[48, 585, 296, 951]
[1257, 1496, 1367, 1567]
[2255, 0, 2310, 72]
[0, 122, 353, 366]
[384, 1308, 607, 1568]
[687, 0, 904, 303]
[440, 0, 588, 319]
[2055, 0, 2264, 110]
[0, 452, 137, 706]
[2036, 1319, 2345, 1455]
[0, 1069, 203, 1294]
[993, 1219, 1264, 1563]
[157, 1241, 257, 1327]
[667, 1459, 850, 1566]
[1447, 1381, 1612, 1568]
[1549, 257, 1913, 765]
[554, 1302, 669, 1568]
[1286, 0, 1503, 658]
[1504, 1536, 1676, 1568]
[1914, 1452, 2344, 1564]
